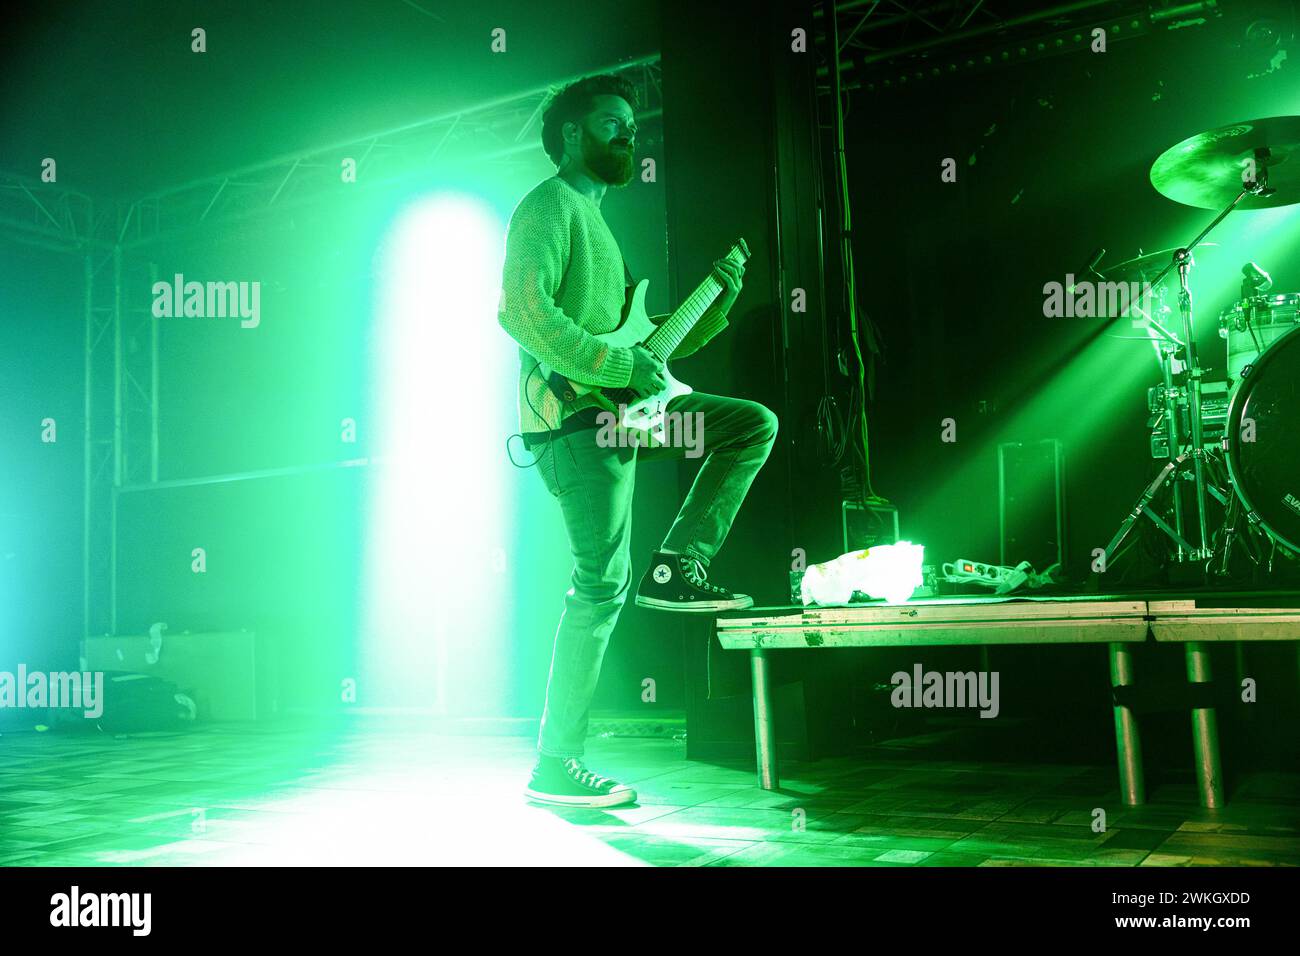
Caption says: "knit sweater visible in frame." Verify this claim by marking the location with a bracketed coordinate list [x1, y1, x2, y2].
[498, 176, 730, 437]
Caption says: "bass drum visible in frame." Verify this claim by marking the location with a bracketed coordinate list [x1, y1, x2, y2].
[1224, 325, 1300, 556]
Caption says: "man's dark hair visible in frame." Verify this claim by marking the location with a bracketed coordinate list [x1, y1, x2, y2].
[540, 73, 639, 168]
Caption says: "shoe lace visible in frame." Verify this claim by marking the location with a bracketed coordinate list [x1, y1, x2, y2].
[563, 758, 609, 790]
[678, 555, 727, 594]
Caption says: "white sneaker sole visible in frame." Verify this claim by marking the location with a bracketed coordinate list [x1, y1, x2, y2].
[524, 786, 638, 808]
[634, 594, 754, 612]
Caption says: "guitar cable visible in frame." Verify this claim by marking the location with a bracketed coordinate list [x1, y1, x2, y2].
[505, 358, 581, 496]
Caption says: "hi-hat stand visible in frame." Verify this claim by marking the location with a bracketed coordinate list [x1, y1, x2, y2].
[1101, 159, 1275, 573]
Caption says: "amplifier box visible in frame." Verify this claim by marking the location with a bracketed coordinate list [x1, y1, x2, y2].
[998, 439, 1065, 572]
[842, 500, 900, 553]
[83, 629, 274, 722]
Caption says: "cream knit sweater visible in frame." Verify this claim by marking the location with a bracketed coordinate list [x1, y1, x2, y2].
[498, 176, 729, 437]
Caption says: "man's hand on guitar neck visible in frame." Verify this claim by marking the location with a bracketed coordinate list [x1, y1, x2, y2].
[618, 251, 744, 401]
[713, 254, 745, 315]
[628, 344, 667, 400]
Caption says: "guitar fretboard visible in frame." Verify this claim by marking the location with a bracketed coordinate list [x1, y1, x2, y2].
[601, 240, 748, 411]
[643, 242, 748, 361]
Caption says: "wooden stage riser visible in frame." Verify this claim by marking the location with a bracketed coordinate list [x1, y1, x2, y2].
[718, 627, 1150, 649]
[719, 597, 1300, 807]
[718, 603, 1300, 650]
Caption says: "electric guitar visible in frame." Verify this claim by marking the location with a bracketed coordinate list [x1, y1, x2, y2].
[541, 238, 750, 443]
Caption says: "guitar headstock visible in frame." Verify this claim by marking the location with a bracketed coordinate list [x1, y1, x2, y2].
[724, 238, 751, 265]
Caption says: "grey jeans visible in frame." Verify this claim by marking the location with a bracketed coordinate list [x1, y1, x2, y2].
[532, 391, 778, 758]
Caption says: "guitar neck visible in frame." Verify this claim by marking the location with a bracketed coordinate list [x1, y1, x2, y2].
[643, 243, 748, 360]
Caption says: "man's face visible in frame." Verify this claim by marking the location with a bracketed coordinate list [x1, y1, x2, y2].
[573, 94, 637, 186]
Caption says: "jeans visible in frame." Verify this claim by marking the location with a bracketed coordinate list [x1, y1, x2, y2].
[532, 391, 778, 758]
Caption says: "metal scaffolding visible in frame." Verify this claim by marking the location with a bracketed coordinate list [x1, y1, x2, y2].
[813, 0, 1224, 90]
[0, 54, 661, 645]
[115, 55, 661, 253]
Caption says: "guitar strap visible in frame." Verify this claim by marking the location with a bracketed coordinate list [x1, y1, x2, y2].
[543, 256, 635, 407]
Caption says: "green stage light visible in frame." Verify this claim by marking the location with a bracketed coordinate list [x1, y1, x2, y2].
[359, 192, 512, 715]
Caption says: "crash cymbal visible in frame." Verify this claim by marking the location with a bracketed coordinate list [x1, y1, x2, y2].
[1102, 243, 1218, 283]
[1150, 116, 1300, 210]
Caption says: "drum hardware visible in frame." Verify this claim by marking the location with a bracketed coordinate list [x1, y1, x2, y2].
[1102, 450, 1201, 569]
[1148, 380, 1229, 459]
[1101, 439, 1239, 566]
[1095, 260, 1213, 563]
[1212, 480, 1273, 579]
[1102, 244, 1219, 287]
[1218, 291, 1300, 386]
[1097, 117, 1300, 578]
[1148, 286, 1195, 562]
[1241, 261, 1272, 299]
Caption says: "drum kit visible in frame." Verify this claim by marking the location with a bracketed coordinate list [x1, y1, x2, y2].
[1099, 116, 1300, 582]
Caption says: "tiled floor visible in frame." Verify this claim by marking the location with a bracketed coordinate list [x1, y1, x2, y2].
[0, 718, 1297, 866]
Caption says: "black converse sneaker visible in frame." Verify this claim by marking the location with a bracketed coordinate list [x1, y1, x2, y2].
[524, 757, 638, 808]
[634, 551, 755, 612]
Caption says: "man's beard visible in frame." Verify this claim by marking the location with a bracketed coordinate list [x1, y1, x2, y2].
[582, 129, 635, 186]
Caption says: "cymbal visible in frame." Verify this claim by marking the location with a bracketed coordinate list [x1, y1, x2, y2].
[1150, 116, 1300, 210]
[1102, 243, 1218, 283]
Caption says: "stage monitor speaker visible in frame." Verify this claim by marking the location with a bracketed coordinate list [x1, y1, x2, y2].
[843, 500, 901, 553]
[998, 439, 1066, 572]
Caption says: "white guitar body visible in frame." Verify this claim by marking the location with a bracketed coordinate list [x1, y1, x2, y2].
[542, 278, 693, 444]
[537, 238, 749, 445]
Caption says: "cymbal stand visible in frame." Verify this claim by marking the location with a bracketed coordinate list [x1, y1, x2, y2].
[1109, 161, 1273, 566]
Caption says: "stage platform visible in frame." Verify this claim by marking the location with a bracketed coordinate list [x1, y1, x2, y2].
[717, 591, 1300, 807]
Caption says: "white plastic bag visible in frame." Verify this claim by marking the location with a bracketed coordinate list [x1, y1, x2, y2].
[800, 541, 925, 606]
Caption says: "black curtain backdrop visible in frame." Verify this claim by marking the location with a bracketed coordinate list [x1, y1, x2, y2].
[847, 12, 1300, 571]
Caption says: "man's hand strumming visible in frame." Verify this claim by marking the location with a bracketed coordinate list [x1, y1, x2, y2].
[627, 344, 667, 400]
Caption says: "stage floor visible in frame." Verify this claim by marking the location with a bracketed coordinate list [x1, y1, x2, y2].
[0, 718, 1297, 866]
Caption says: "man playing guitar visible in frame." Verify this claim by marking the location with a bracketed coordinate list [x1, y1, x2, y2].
[498, 73, 778, 808]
